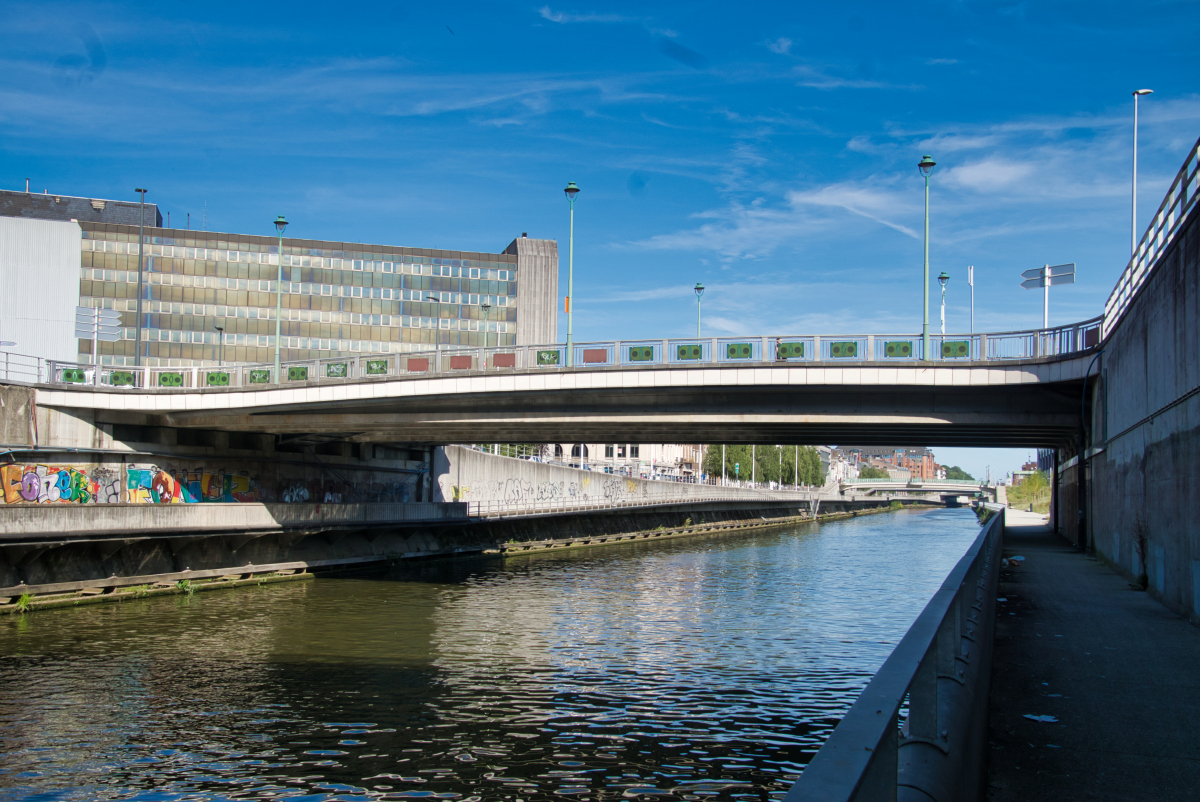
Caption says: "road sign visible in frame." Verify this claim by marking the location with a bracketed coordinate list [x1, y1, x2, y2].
[1020, 264, 1076, 327]
[74, 307, 123, 342]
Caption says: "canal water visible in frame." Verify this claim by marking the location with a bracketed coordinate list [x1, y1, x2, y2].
[0, 508, 981, 801]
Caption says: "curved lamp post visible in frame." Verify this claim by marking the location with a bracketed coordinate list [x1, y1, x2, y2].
[918, 155, 937, 360]
[481, 302, 491, 348]
[134, 188, 148, 367]
[564, 182, 580, 366]
[938, 271, 950, 337]
[426, 294, 442, 356]
[273, 215, 288, 382]
[694, 282, 705, 337]
[1132, 89, 1153, 255]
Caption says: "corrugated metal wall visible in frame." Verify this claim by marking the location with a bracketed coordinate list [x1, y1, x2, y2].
[507, 236, 559, 345]
[0, 217, 82, 363]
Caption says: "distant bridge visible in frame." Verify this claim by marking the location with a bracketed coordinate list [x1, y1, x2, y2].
[840, 479, 997, 501]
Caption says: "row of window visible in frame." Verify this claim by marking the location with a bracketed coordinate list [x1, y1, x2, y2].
[98, 314, 512, 344]
[85, 297, 513, 327]
[604, 445, 641, 458]
[79, 269, 515, 305]
[81, 238, 515, 279]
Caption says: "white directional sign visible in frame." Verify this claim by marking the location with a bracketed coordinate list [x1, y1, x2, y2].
[1020, 264, 1076, 327]
[74, 307, 123, 342]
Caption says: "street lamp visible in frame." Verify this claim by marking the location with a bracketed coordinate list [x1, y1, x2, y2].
[424, 294, 443, 356]
[1132, 89, 1153, 256]
[481, 302, 491, 348]
[272, 215, 288, 382]
[694, 282, 705, 338]
[213, 324, 224, 366]
[134, 188, 148, 367]
[564, 182, 580, 366]
[938, 271, 949, 336]
[918, 155, 936, 360]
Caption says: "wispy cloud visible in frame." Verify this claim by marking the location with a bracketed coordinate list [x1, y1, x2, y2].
[794, 65, 919, 91]
[766, 37, 792, 55]
[925, 58, 958, 65]
[538, 6, 632, 24]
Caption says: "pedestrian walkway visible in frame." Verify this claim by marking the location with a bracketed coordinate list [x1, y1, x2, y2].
[987, 510, 1200, 800]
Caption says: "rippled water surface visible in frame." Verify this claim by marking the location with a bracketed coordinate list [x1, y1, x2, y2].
[0, 507, 981, 801]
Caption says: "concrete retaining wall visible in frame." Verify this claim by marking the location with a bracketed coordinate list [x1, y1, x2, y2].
[1078, 202, 1200, 619]
[433, 444, 812, 507]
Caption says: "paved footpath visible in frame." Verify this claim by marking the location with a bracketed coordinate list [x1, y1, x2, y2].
[986, 510, 1200, 801]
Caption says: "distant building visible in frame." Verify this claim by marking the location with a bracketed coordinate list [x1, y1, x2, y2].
[839, 446, 940, 482]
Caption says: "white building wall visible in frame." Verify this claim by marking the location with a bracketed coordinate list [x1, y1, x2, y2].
[0, 218, 81, 362]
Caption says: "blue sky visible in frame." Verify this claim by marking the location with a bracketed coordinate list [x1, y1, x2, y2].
[3, 0, 1198, 479]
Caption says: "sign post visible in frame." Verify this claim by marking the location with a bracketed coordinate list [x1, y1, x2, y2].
[1020, 263, 1076, 328]
[75, 306, 123, 385]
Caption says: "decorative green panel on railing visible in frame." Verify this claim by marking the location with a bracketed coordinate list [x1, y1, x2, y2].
[110, 371, 136, 387]
[884, 341, 913, 358]
[287, 366, 309, 381]
[537, 350, 560, 365]
[157, 372, 184, 387]
[205, 371, 230, 386]
[628, 345, 655, 362]
[62, 368, 87, 384]
[942, 340, 970, 358]
[829, 341, 858, 358]
[676, 344, 703, 360]
[776, 342, 805, 359]
[326, 362, 348, 378]
[365, 360, 388, 375]
[249, 369, 271, 384]
[727, 343, 753, 359]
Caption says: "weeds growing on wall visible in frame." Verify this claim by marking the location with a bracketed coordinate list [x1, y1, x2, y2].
[14, 593, 32, 613]
[890, 500, 903, 509]
[175, 579, 194, 596]
[1133, 516, 1150, 589]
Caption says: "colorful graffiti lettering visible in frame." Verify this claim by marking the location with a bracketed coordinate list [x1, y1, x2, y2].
[2, 464, 97, 505]
[125, 465, 268, 504]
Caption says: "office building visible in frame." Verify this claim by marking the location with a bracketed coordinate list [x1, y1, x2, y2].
[0, 188, 557, 367]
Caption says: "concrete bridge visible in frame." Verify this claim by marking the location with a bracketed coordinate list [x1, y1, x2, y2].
[840, 479, 998, 501]
[10, 318, 1103, 448]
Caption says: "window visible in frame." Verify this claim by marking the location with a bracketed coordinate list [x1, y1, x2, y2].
[630, 446, 640, 458]
[605, 445, 614, 458]
[617, 445, 626, 458]
[571, 445, 589, 458]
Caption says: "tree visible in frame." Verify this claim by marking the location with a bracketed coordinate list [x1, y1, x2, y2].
[945, 465, 974, 481]
[703, 445, 824, 485]
[858, 464, 891, 479]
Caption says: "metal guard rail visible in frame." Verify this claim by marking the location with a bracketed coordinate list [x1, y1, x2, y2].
[785, 505, 1004, 802]
[1104, 133, 1200, 339]
[32, 318, 1102, 391]
[468, 490, 838, 518]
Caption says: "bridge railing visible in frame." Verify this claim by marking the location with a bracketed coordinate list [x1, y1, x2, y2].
[0, 353, 48, 384]
[30, 317, 1103, 390]
[785, 505, 1003, 802]
[1105, 133, 1200, 339]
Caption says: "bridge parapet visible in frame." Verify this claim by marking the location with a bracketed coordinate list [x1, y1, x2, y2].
[8, 317, 1102, 391]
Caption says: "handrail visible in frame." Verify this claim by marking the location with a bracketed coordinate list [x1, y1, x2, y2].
[1104, 134, 1200, 338]
[785, 505, 1004, 801]
[27, 317, 1104, 391]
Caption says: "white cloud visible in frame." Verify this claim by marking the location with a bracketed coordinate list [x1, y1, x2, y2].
[794, 65, 919, 91]
[941, 158, 1035, 191]
[925, 58, 958, 65]
[767, 37, 793, 55]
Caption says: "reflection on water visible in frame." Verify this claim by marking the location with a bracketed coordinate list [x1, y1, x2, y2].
[0, 508, 980, 801]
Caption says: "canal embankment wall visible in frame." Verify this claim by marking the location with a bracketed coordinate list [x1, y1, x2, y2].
[1065, 200, 1200, 620]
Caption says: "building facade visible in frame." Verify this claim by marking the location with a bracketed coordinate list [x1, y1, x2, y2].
[0, 189, 557, 368]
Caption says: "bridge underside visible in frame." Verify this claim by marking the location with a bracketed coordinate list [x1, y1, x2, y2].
[147, 383, 1085, 448]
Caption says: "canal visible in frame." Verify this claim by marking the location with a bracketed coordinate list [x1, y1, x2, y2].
[0, 507, 981, 801]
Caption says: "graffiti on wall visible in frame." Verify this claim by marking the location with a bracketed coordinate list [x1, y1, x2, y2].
[2, 464, 99, 505]
[2, 461, 416, 505]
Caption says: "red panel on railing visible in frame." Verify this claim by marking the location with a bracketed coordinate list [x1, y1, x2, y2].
[583, 349, 608, 364]
[449, 355, 472, 370]
[407, 358, 429, 372]
[492, 353, 516, 368]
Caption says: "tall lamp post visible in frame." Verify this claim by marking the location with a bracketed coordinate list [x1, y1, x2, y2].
[564, 182, 580, 366]
[213, 324, 224, 366]
[918, 155, 937, 360]
[481, 302, 491, 348]
[426, 295, 443, 356]
[1132, 89, 1153, 256]
[694, 282, 705, 337]
[938, 271, 949, 336]
[272, 215, 288, 381]
[134, 188, 148, 367]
